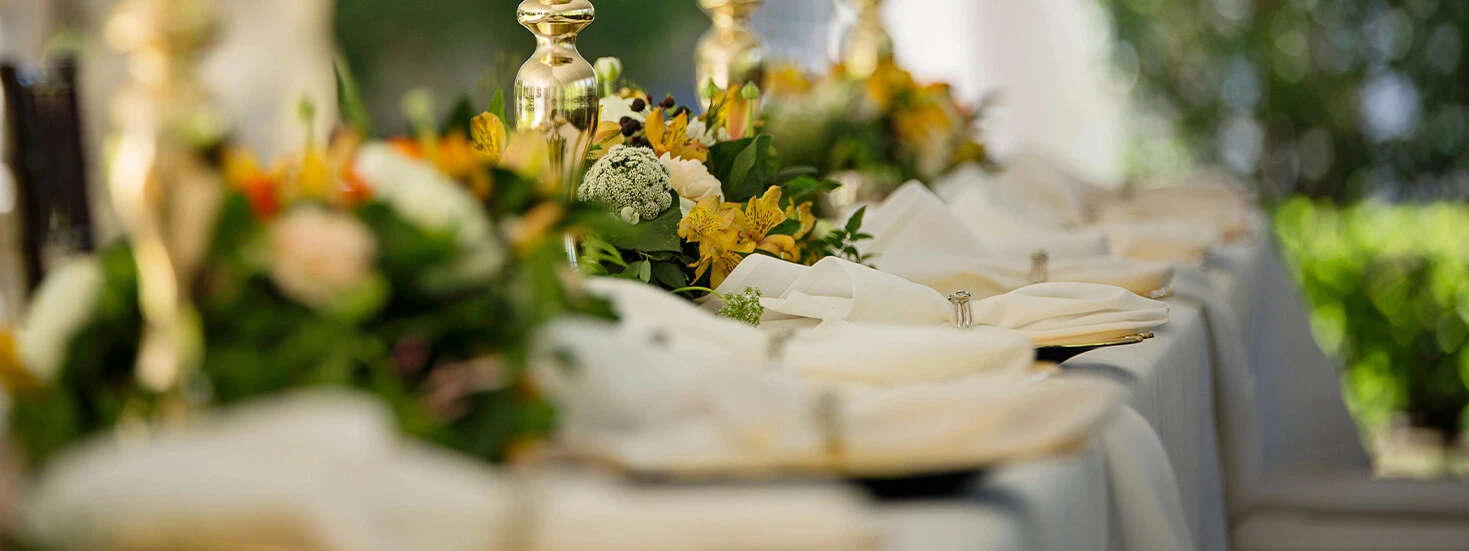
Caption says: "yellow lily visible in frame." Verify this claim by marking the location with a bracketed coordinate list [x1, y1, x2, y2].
[470, 111, 508, 165]
[691, 230, 756, 288]
[679, 195, 736, 242]
[738, 186, 787, 242]
[646, 108, 709, 162]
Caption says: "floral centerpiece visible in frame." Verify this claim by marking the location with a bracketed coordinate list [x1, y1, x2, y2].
[761, 60, 988, 199]
[576, 60, 873, 295]
[4, 91, 607, 467]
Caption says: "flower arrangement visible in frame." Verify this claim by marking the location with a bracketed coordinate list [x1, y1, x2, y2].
[761, 60, 988, 196]
[4, 91, 606, 466]
[578, 60, 872, 292]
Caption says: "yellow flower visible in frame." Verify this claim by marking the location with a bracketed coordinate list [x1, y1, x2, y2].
[589, 121, 626, 161]
[764, 63, 813, 98]
[501, 130, 551, 182]
[691, 230, 756, 288]
[756, 233, 800, 261]
[646, 108, 709, 162]
[861, 60, 916, 111]
[738, 186, 787, 242]
[471, 111, 508, 165]
[296, 149, 332, 199]
[786, 200, 816, 240]
[679, 196, 735, 242]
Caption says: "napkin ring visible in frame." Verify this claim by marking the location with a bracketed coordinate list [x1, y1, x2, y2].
[766, 329, 795, 363]
[816, 390, 846, 465]
[1029, 249, 1049, 284]
[948, 289, 973, 329]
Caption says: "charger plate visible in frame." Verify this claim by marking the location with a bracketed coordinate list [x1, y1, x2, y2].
[1035, 332, 1155, 363]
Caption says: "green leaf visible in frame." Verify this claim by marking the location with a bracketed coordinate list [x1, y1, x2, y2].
[775, 166, 821, 183]
[635, 260, 653, 282]
[845, 205, 868, 234]
[595, 194, 683, 253]
[488, 88, 507, 125]
[780, 175, 842, 204]
[334, 58, 373, 136]
[440, 94, 476, 134]
[651, 261, 689, 289]
[711, 134, 777, 203]
[767, 218, 802, 236]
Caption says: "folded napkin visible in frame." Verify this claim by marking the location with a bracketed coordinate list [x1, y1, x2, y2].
[535, 318, 1121, 475]
[1104, 219, 1224, 263]
[712, 257, 1169, 345]
[586, 277, 1033, 386]
[26, 391, 880, 551]
[862, 183, 1174, 296]
[948, 186, 1112, 259]
[1100, 170, 1254, 241]
[934, 156, 1106, 229]
[969, 282, 1170, 345]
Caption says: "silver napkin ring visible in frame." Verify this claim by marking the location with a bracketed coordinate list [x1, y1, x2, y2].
[948, 289, 973, 329]
[1029, 249, 1050, 284]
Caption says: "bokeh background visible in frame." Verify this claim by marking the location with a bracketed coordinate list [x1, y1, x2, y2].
[22, 0, 1469, 466]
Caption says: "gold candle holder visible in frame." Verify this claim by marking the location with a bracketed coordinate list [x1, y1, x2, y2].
[694, 0, 767, 110]
[514, 0, 599, 268]
[836, 0, 892, 79]
[105, 0, 225, 406]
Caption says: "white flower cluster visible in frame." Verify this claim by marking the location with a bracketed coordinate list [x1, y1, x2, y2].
[578, 145, 674, 221]
[353, 144, 506, 282]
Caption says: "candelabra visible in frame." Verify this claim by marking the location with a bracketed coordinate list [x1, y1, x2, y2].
[514, 0, 599, 267]
[835, 0, 892, 78]
[694, 0, 767, 109]
[105, 0, 226, 407]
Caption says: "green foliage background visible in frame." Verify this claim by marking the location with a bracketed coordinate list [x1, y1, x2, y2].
[1101, 0, 1469, 436]
[1103, 0, 1469, 202]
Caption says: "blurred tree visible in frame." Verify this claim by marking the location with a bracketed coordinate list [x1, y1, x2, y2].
[1102, 0, 1469, 202]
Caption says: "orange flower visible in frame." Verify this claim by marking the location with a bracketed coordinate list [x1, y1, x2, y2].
[589, 121, 626, 161]
[645, 108, 708, 162]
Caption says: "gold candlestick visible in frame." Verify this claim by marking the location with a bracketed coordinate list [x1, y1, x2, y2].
[514, 0, 599, 268]
[694, 0, 767, 110]
[836, 0, 892, 78]
[105, 0, 226, 405]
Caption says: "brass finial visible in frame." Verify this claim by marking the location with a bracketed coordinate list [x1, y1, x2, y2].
[694, 0, 767, 110]
[105, 0, 226, 404]
[514, 0, 599, 268]
[836, 0, 893, 79]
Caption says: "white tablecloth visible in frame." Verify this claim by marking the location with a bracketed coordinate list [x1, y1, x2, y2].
[879, 237, 1355, 551]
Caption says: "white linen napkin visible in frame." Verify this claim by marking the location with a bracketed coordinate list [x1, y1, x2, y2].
[1101, 170, 1254, 241]
[535, 318, 1121, 476]
[1105, 219, 1223, 263]
[969, 282, 1170, 345]
[862, 183, 1175, 297]
[586, 277, 1034, 385]
[947, 186, 1111, 259]
[25, 390, 880, 551]
[934, 157, 1104, 229]
[711, 258, 1168, 346]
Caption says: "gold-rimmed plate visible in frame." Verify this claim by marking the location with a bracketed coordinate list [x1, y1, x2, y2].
[1036, 332, 1155, 363]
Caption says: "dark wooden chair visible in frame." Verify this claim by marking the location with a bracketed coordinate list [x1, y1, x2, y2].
[1, 57, 95, 291]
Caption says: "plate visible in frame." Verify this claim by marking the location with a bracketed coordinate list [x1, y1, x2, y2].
[1035, 332, 1154, 363]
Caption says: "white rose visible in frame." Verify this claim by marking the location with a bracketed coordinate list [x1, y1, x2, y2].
[20, 256, 103, 383]
[659, 152, 724, 216]
[598, 96, 646, 124]
[353, 144, 505, 281]
[269, 208, 378, 309]
[684, 117, 717, 147]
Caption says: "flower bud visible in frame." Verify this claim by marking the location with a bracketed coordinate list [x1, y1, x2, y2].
[594, 57, 623, 86]
[740, 81, 761, 100]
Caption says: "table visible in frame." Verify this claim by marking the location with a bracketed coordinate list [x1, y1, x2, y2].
[877, 239, 1316, 551]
